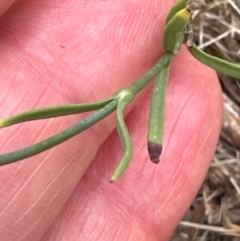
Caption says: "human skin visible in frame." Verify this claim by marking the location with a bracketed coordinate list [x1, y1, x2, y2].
[0, 0, 222, 240]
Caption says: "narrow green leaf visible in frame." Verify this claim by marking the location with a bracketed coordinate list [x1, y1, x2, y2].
[0, 97, 114, 128]
[147, 58, 172, 163]
[188, 45, 240, 79]
[0, 100, 118, 165]
[110, 90, 134, 182]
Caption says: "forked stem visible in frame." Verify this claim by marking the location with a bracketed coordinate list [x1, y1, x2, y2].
[0, 100, 118, 165]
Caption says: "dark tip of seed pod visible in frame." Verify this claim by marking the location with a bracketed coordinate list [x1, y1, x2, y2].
[148, 141, 162, 164]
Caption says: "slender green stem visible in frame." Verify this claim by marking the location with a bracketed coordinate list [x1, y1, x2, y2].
[0, 98, 114, 128]
[109, 53, 174, 180]
[0, 100, 118, 165]
[147, 58, 172, 163]
[0, 52, 173, 168]
[0, 53, 174, 130]
[127, 52, 174, 96]
[188, 45, 240, 79]
[111, 90, 134, 182]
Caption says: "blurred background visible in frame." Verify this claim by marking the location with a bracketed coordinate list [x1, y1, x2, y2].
[172, 0, 240, 240]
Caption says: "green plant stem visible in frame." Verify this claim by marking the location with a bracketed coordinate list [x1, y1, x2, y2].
[127, 52, 174, 96]
[188, 45, 240, 79]
[109, 53, 174, 181]
[0, 98, 114, 128]
[0, 53, 173, 129]
[0, 99, 118, 165]
[0, 52, 174, 169]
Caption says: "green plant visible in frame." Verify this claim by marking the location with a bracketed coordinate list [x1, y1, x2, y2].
[0, 0, 239, 182]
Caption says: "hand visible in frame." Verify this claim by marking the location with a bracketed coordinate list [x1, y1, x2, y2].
[0, 1, 222, 240]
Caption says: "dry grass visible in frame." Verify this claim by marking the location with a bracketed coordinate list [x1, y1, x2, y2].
[171, 0, 240, 240]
